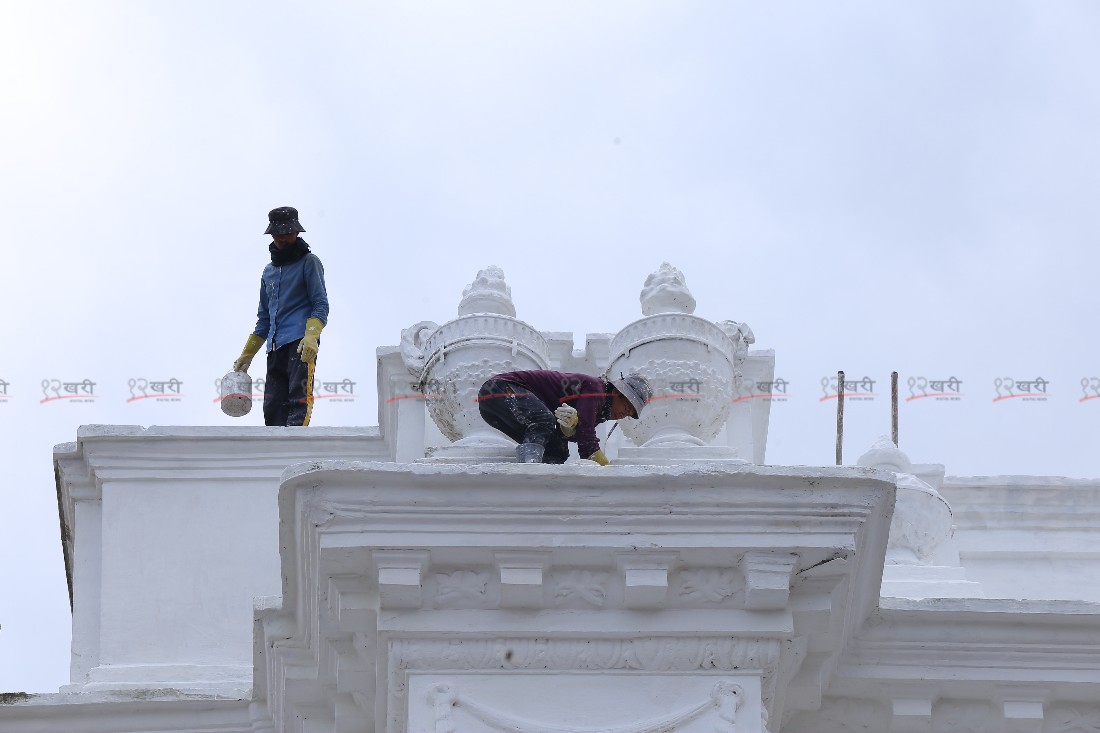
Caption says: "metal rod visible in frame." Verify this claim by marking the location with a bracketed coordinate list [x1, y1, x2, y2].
[836, 370, 845, 466]
[891, 371, 899, 446]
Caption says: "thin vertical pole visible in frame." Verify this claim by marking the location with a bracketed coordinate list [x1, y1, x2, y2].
[835, 370, 845, 466]
[891, 371, 899, 446]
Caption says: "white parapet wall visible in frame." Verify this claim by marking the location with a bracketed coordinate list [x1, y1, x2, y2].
[53, 425, 389, 697]
[938, 476, 1100, 602]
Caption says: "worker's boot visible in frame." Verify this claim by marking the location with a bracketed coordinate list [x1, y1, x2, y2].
[515, 443, 545, 463]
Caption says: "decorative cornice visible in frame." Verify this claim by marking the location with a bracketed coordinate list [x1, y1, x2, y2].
[0, 694, 254, 731]
[57, 427, 387, 489]
[942, 478, 1100, 532]
[258, 461, 896, 733]
[832, 598, 1100, 700]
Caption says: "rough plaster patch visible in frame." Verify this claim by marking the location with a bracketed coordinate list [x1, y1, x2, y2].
[0, 693, 33, 705]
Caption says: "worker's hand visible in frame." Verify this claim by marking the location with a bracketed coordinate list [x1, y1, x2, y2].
[587, 449, 610, 466]
[297, 318, 324, 365]
[233, 334, 265, 373]
[554, 405, 579, 436]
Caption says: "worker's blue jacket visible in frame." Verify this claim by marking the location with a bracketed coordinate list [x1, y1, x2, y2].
[252, 246, 329, 352]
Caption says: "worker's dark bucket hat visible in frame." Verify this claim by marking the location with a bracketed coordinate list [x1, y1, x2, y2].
[264, 206, 306, 235]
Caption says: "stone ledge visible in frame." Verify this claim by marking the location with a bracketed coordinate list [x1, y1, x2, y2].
[70, 424, 382, 441]
[281, 457, 886, 484]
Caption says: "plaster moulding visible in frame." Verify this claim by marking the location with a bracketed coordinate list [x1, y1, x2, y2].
[255, 460, 895, 733]
[941, 477, 1100, 533]
[828, 597, 1100, 709]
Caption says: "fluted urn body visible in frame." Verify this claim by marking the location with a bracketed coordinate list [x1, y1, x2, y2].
[402, 267, 550, 450]
[417, 315, 549, 446]
[609, 314, 738, 447]
[608, 263, 752, 450]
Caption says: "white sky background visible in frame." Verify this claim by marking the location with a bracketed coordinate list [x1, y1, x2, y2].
[1, 1, 1098, 693]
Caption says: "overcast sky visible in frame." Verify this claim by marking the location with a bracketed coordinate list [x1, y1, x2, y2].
[2, 1, 1098, 694]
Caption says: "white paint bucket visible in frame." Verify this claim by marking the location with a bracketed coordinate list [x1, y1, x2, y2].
[220, 370, 253, 417]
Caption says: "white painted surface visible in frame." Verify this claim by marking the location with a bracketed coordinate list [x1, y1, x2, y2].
[5, 291, 1100, 733]
[407, 673, 762, 733]
[940, 476, 1100, 603]
[257, 459, 894, 733]
[51, 425, 387, 697]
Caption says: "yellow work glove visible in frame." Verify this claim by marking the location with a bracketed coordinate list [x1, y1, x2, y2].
[297, 317, 324, 365]
[554, 404, 578, 437]
[233, 334, 265, 373]
[587, 449, 610, 466]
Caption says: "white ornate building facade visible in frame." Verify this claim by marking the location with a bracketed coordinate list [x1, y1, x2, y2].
[3, 264, 1099, 733]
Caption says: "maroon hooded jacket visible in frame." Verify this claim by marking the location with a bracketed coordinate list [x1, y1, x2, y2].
[492, 370, 611, 458]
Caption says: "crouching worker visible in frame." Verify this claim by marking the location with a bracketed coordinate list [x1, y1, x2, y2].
[478, 370, 652, 464]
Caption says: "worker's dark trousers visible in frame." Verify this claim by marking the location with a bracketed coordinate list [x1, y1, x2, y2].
[478, 379, 569, 464]
[264, 339, 316, 427]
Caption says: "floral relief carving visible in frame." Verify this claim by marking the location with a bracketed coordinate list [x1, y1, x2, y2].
[399, 320, 439, 375]
[546, 639, 633, 670]
[716, 320, 755, 364]
[391, 636, 779, 673]
[553, 570, 609, 607]
[435, 570, 489, 606]
[680, 569, 739, 603]
[616, 358, 734, 448]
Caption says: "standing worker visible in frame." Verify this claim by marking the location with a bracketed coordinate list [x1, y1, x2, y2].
[478, 370, 652, 464]
[231, 206, 330, 426]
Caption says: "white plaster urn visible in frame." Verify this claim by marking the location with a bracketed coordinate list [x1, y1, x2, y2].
[608, 263, 754, 450]
[857, 436, 953, 565]
[401, 266, 550, 451]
